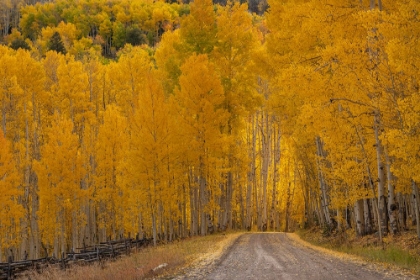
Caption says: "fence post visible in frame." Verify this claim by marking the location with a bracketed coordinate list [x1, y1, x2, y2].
[125, 239, 129, 256]
[7, 255, 12, 280]
[60, 252, 66, 270]
[110, 242, 114, 258]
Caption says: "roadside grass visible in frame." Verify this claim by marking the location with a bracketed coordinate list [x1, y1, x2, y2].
[297, 227, 420, 275]
[339, 243, 418, 269]
[26, 232, 240, 280]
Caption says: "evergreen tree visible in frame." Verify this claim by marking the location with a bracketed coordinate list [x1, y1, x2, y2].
[9, 38, 31, 51]
[126, 27, 145, 46]
[48, 32, 66, 54]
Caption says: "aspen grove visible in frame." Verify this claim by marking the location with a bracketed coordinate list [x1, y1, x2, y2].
[1, 0, 420, 261]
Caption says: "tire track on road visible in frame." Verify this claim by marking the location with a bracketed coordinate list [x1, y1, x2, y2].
[174, 233, 415, 280]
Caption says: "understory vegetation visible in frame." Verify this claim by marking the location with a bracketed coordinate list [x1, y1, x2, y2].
[298, 227, 420, 275]
[25, 232, 239, 280]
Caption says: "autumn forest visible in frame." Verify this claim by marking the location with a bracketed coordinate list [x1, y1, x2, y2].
[0, 0, 419, 262]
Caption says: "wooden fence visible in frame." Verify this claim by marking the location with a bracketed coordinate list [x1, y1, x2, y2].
[0, 237, 153, 280]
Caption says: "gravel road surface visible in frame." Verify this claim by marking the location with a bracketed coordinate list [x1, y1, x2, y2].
[174, 233, 416, 280]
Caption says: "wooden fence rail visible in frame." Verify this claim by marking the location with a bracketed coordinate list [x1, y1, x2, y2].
[0, 238, 153, 280]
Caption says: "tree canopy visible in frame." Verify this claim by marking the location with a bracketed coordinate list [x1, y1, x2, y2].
[1, 0, 420, 261]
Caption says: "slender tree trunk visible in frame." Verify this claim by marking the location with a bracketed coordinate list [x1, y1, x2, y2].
[306, 188, 315, 227]
[363, 198, 373, 234]
[411, 181, 420, 239]
[31, 88, 42, 259]
[91, 199, 97, 244]
[169, 217, 174, 242]
[316, 137, 331, 225]
[183, 184, 188, 238]
[189, 173, 196, 236]
[220, 181, 227, 230]
[1, 7, 10, 36]
[397, 193, 407, 231]
[385, 154, 398, 234]
[161, 203, 167, 242]
[152, 209, 157, 246]
[364, 0, 387, 242]
[261, 112, 270, 231]
[72, 211, 79, 252]
[239, 180, 245, 230]
[199, 161, 207, 236]
[409, 193, 416, 226]
[192, 169, 199, 236]
[315, 193, 325, 227]
[246, 114, 257, 230]
[246, 161, 253, 230]
[1, 102, 6, 135]
[337, 209, 343, 232]
[226, 162, 233, 230]
[374, 113, 388, 236]
[355, 199, 365, 236]
[345, 205, 352, 229]
[138, 212, 144, 239]
[20, 102, 32, 260]
[285, 182, 292, 232]
[60, 212, 66, 256]
[254, 168, 259, 230]
[354, 124, 383, 244]
[377, 0, 382, 10]
[271, 122, 281, 231]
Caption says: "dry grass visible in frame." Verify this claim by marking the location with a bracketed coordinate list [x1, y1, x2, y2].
[296, 227, 420, 276]
[24, 232, 242, 280]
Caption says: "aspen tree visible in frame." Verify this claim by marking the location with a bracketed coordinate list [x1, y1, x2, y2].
[213, 1, 260, 230]
[174, 54, 228, 235]
[95, 105, 127, 241]
[0, 131, 22, 262]
[0, 46, 21, 137]
[109, 47, 152, 116]
[179, 0, 216, 55]
[34, 113, 84, 256]
[121, 70, 175, 244]
[245, 114, 257, 230]
[2, 49, 46, 259]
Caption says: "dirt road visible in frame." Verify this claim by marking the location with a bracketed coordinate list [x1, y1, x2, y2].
[174, 233, 415, 280]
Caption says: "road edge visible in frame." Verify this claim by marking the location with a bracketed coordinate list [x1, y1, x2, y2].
[286, 232, 419, 279]
[170, 232, 245, 279]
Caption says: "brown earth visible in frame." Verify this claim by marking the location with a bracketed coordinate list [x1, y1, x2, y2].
[172, 232, 417, 280]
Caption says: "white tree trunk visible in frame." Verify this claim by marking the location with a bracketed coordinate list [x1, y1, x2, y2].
[261, 112, 270, 231]
[246, 113, 257, 230]
[385, 154, 398, 234]
[315, 137, 331, 225]
[152, 209, 157, 246]
[411, 181, 420, 239]
[397, 193, 407, 231]
[271, 123, 281, 231]
[363, 199, 373, 234]
[354, 200, 365, 236]
[226, 166, 233, 230]
[199, 163, 207, 236]
[374, 113, 388, 235]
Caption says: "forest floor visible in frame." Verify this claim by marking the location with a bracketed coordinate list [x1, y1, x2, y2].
[172, 232, 416, 280]
[24, 232, 242, 280]
[24, 230, 420, 279]
[297, 226, 420, 277]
